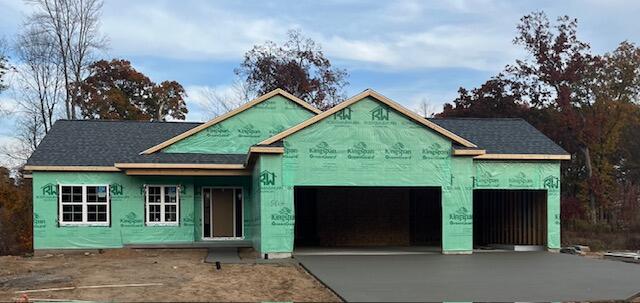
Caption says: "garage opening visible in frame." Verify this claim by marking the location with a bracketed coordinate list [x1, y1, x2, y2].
[294, 186, 441, 247]
[473, 190, 547, 248]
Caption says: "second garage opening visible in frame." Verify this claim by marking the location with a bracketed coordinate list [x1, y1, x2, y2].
[473, 189, 547, 248]
[294, 186, 441, 248]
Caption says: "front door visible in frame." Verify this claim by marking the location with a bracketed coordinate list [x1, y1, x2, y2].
[202, 187, 243, 239]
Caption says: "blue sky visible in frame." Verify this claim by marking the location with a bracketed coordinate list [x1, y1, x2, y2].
[0, 0, 639, 166]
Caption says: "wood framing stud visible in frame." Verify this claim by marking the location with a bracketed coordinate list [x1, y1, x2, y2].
[259, 88, 478, 148]
[140, 88, 321, 155]
[474, 154, 571, 160]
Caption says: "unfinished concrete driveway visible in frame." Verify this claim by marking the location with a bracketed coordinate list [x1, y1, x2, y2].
[295, 251, 640, 302]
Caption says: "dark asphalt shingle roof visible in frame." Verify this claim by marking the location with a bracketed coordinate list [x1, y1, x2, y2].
[429, 118, 568, 155]
[26, 120, 246, 166]
[27, 117, 568, 167]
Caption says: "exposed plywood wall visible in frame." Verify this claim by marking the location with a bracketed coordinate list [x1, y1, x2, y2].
[473, 190, 547, 246]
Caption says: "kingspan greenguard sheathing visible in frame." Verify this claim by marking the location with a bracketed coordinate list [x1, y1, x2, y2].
[162, 94, 316, 154]
[32, 172, 254, 249]
[254, 96, 561, 255]
[256, 96, 468, 254]
[31, 90, 562, 253]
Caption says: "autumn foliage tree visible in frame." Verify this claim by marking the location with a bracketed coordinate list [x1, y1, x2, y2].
[235, 30, 348, 110]
[440, 78, 527, 118]
[0, 168, 32, 255]
[75, 59, 188, 120]
[440, 11, 640, 232]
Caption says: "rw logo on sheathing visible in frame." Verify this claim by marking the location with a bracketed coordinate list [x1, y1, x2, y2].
[260, 170, 276, 186]
[41, 183, 57, 196]
[334, 107, 352, 120]
[329, 107, 359, 126]
[543, 175, 560, 190]
[370, 106, 389, 121]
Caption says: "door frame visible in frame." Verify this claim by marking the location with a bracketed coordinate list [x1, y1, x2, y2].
[201, 186, 244, 241]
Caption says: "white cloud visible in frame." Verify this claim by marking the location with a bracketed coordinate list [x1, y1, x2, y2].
[0, 135, 23, 169]
[96, 0, 524, 72]
[102, 2, 290, 61]
[0, 95, 19, 115]
[317, 24, 519, 71]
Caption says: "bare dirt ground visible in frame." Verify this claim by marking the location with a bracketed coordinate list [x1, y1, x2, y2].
[0, 249, 341, 302]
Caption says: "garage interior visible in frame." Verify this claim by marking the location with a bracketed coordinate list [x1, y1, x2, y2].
[473, 189, 547, 248]
[294, 186, 441, 247]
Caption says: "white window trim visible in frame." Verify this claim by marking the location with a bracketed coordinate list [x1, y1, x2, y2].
[145, 185, 180, 226]
[58, 184, 110, 227]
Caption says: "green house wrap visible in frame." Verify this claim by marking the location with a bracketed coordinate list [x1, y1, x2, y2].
[26, 88, 569, 256]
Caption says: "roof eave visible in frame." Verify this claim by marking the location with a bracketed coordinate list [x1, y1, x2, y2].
[474, 154, 571, 160]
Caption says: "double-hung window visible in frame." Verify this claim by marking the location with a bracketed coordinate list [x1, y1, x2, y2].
[145, 185, 179, 225]
[59, 185, 110, 226]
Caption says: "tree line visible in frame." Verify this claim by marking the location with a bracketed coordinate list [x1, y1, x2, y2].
[438, 12, 640, 242]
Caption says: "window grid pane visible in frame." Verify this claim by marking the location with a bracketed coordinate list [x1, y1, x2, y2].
[165, 186, 177, 203]
[87, 204, 108, 222]
[72, 186, 83, 203]
[62, 204, 83, 222]
[146, 185, 179, 224]
[165, 205, 177, 222]
[148, 186, 161, 203]
[60, 185, 109, 224]
[149, 205, 161, 222]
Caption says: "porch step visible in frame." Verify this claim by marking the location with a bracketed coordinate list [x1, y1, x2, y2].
[205, 247, 242, 263]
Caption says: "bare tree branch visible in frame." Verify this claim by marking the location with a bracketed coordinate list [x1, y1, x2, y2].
[201, 80, 253, 118]
[25, 0, 107, 120]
